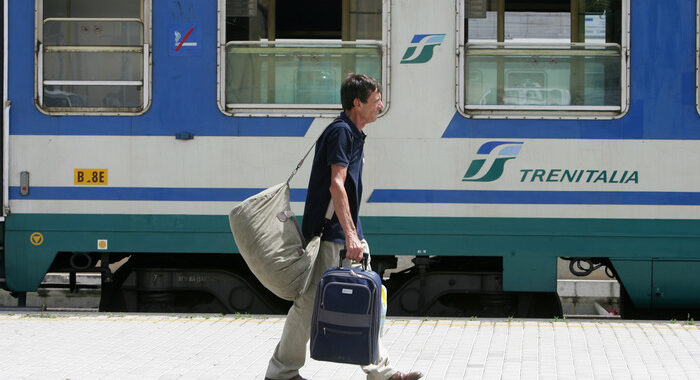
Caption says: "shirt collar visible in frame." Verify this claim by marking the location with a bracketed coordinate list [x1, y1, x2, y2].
[340, 111, 367, 140]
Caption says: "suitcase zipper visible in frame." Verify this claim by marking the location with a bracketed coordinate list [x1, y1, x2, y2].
[324, 327, 362, 336]
[324, 269, 376, 283]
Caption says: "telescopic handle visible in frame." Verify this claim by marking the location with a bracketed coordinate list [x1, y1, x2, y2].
[339, 249, 368, 270]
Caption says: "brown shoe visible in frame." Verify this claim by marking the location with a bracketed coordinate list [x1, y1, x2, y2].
[388, 371, 424, 380]
[264, 376, 307, 380]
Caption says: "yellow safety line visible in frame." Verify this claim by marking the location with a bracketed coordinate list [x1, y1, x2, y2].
[0, 316, 273, 323]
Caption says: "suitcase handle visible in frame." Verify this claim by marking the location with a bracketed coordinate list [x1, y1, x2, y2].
[339, 249, 368, 270]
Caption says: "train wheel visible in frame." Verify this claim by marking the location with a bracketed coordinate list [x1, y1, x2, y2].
[386, 268, 562, 318]
[99, 255, 291, 314]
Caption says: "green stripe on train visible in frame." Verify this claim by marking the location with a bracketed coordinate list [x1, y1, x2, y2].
[4, 214, 700, 308]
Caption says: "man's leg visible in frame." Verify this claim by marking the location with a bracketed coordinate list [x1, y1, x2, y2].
[264, 283, 316, 379]
[265, 241, 337, 380]
[362, 341, 397, 380]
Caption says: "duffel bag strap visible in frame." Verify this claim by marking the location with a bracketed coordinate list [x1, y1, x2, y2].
[324, 201, 334, 220]
[286, 117, 344, 185]
[315, 200, 335, 237]
[286, 141, 316, 185]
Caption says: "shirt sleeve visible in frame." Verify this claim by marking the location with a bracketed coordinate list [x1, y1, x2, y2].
[325, 125, 353, 167]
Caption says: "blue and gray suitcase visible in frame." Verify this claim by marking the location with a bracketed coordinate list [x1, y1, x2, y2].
[310, 251, 381, 365]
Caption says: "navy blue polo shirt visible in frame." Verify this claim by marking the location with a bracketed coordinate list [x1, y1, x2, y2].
[302, 112, 366, 244]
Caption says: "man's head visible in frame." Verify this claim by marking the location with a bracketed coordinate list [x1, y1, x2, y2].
[341, 73, 384, 128]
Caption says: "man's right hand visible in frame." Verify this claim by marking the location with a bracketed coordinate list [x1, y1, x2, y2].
[345, 233, 364, 262]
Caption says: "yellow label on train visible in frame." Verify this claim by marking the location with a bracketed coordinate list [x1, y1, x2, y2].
[74, 169, 108, 185]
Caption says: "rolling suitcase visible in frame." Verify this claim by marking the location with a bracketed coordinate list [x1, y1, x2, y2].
[310, 251, 381, 365]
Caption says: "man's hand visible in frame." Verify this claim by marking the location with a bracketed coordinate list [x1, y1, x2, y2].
[345, 232, 364, 262]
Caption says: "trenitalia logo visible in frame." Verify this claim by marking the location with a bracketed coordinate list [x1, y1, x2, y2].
[400, 34, 446, 64]
[462, 141, 524, 182]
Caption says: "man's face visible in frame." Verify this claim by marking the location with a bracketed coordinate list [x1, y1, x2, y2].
[356, 89, 384, 125]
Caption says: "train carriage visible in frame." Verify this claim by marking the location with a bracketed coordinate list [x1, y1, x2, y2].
[1, 0, 699, 317]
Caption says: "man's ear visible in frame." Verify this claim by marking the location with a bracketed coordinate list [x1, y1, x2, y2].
[353, 98, 361, 109]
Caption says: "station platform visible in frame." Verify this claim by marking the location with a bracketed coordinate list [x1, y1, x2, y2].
[2, 313, 700, 379]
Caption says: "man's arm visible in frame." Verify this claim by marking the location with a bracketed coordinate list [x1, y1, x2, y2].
[329, 164, 363, 262]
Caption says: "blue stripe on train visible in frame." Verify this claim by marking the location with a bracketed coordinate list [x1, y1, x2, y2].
[9, 186, 308, 202]
[10, 186, 700, 206]
[368, 189, 700, 205]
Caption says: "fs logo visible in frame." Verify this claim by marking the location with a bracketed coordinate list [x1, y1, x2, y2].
[400, 34, 446, 64]
[462, 141, 524, 182]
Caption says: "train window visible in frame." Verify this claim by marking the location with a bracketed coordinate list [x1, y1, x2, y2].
[36, 0, 151, 114]
[219, 0, 387, 116]
[459, 0, 629, 118]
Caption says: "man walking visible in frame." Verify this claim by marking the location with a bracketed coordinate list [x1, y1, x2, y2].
[265, 74, 423, 380]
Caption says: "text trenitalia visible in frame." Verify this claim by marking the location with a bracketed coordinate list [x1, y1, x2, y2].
[519, 169, 639, 184]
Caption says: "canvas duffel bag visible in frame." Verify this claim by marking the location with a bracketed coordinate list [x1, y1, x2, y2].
[229, 181, 321, 301]
[228, 134, 339, 301]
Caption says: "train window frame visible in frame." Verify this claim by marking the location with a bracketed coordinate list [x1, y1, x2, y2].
[456, 0, 630, 120]
[34, 0, 153, 116]
[217, 0, 391, 117]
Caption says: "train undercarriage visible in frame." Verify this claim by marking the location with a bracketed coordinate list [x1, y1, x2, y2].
[38, 252, 564, 318]
[7, 251, 700, 319]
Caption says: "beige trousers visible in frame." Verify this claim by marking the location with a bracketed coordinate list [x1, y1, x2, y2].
[265, 239, 397, 380]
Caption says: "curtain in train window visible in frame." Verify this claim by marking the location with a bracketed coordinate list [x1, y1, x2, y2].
[464, 0, 623, 112]
[223, 0, 384, 110]
[38, 0, 150, 113]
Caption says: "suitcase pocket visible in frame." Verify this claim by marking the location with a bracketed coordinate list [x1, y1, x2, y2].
[321, 282, 371, 314]
[313, 323, 371, 364]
